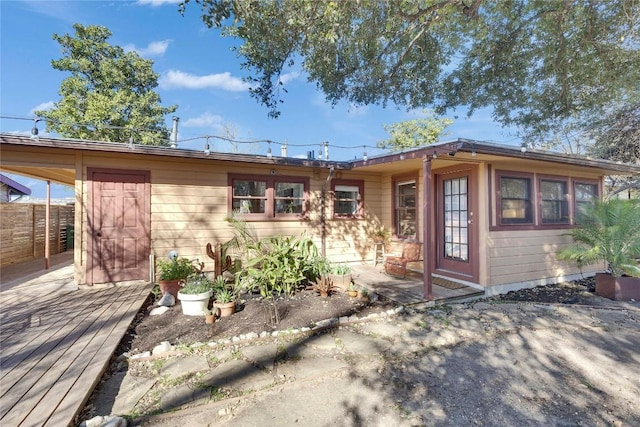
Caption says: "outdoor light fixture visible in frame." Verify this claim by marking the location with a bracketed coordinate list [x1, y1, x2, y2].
[521, 143, 527, 153]
[168, 250, 179, 260]
[267, 142, 272, 159]
[432, 151, 438, 159]
[31, 119, 39, 139]
[471, 144, 477, 157]
[363, 146, 368, 161]
[204, 136, 211, 155]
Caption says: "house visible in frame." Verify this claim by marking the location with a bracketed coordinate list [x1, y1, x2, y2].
[1, 133, 638, 298]
[0, 173, 31, 202]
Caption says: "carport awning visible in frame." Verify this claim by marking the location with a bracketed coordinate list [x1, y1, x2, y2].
[0, 165, 75, 186]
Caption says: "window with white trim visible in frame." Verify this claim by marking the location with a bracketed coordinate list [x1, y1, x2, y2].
[229, 174, 308, 219]
[332, 180, 364, 218]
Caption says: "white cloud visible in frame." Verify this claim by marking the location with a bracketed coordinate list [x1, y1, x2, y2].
[159, 70, 252, 91]
[278, 71, 300, 85]
[136, 0, 182, 6]
[30, 101, 55, 115]
[123, 40, 171, 57]
[183, 112, 224, 128]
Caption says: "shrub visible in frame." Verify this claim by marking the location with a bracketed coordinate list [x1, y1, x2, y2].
[157, 257, 200, 281]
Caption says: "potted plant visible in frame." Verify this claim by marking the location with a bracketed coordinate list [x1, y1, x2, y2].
[373, 226, 391, 244]
[347, 283, 358, 298]
[177, 275, 214, 316]
[213, 276, 236, 317]
[203, 308, 218, 324]
[557, 199, 640, 301]
[157, 256, 200, 299]
[329, 263, 352, 292]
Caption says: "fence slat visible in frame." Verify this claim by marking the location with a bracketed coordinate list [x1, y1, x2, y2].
[0, 203, 75, 267]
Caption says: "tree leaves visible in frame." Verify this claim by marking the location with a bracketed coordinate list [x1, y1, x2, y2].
[183, 0, 639, 139]
[36, 24, 177, 145]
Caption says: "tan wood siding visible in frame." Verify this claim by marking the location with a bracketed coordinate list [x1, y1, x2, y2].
[487, 229, 602, 286]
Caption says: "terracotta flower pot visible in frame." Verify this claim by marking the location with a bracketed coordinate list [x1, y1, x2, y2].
[214, 301, 235, 317]
[329, 274, 352, 292]
[205, 314, 216, 324]
[158, 279, 183, 299]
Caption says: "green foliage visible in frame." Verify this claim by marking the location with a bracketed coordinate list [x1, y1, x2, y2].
[378, 110, 453, 151]
[214, 286, 235, 303]
[36, 24, 177, 144]
[587, 103, 640, 166]
[157, 257, 199, 281]
[181, 0, 639, 138]
[225, 212, 326, 297]
[331, 263, 351, 276]
[307, 275, 337, 297]
[557, 199, 640, 277]
[242, 234, 323, 297]
[179, 275, 215, 294]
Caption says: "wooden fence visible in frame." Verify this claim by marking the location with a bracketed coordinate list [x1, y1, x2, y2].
[0, 203, 75, 268]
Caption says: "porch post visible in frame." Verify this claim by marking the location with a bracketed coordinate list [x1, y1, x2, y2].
[45, 180, 51, 270]
[423, 157, 433, 300]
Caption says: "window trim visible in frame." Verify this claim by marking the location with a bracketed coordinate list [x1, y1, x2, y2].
[496, 170, 535, 228]
[331, 179, 364, 219]
[492, 170, 603, 231]
[392, 173, 419, 240]
[537, 174, 570, 226]
[573, 178, 600, 224]
[228, 173, 309, 220]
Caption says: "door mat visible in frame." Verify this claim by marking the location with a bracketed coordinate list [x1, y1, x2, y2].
[432, 277, 468, 290]
[403, 270, 468, 290]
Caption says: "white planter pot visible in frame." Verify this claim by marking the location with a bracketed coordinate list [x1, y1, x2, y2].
[177, 290, 213, 316]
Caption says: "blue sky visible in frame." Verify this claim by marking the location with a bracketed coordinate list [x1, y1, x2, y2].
[0, 0, 521, 199]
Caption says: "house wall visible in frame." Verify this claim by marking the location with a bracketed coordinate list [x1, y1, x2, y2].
[74, 151, 386, 283]
[483, 158, 605, 293]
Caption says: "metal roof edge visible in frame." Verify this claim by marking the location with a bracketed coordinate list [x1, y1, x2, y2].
[0, 133, 352, 170]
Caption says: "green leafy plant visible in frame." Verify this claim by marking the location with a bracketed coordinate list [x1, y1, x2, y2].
[157, 257, 200, 281]
[557, 199, 640, 278]
[211, 276, 228, 293]
[331, 263, 352, 276]
[179, 275, 214, 295]
[226, 214, 324, 297]
[373, 226, 391, 242]
[307, 275, 337, 298]
[215, 287, 235, 303]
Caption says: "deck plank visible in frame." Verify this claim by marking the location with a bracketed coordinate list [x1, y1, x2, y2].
[0, 290, 112, 372]
[0, 282, 151, 427]
[40, 285, 151, 427]
[1, 288, 124, 422]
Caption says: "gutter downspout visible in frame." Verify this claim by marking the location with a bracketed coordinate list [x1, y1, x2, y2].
[321, 166, 335, 257]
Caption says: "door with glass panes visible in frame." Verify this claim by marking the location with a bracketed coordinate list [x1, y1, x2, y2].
[435, 166, 478, 280]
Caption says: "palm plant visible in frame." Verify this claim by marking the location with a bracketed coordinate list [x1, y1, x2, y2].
[557, 199, 640, 278]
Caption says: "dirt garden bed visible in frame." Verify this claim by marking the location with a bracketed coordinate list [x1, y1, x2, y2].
[125, 277, 602, 354]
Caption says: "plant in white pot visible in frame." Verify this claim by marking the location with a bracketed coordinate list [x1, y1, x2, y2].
[557, 199, 640, 301]
[177, 275, 214, 316]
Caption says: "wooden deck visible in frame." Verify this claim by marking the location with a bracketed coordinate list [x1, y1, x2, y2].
[0, 256, 152, 427]
[351, 264, 484, 305]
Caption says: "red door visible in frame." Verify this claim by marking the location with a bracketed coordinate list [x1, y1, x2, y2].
[435, 166, 478, 281]
[88, 168, 150, 284]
